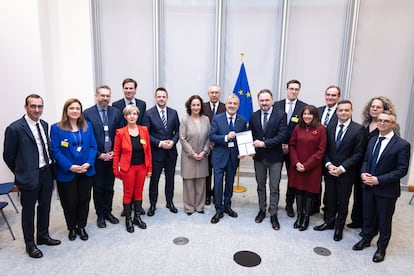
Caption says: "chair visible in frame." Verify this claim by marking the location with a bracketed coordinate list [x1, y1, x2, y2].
[408, 184, 414, 205]
[0, 201, 16, 239]
[0, 182, 19, 213]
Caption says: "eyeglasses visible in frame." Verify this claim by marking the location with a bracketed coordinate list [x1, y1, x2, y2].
[378, 119, 393, 124]
[28, 104, 44, 109]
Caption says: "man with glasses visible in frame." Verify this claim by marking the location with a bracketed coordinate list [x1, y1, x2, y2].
[203, 84, 226, 205]
[3, 94, 61, 258]
[353, 111, 410, 263]
[274, 80, 307, 218]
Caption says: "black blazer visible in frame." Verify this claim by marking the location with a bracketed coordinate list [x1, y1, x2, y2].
[249, 107, 287, 163]
[83, 105, 123, 156]
[143, 105, 180, 162]
[361, 134, 411, 198]
[3, 117, 52, 190]
[203, 101, 226, 122]
[274, 99, 307, 142]
[112, 98, 147, 125]
[318, 105, 338, 128]
[324, 120, 366, 181]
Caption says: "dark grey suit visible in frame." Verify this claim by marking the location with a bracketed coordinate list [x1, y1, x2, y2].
[112, 98, 147, 126]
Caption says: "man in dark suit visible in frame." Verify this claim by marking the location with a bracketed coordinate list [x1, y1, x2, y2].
[84, 85, 123, 228]
[314, 100, 366, 242]
[273, 79, 307, 217]
[209, 94, 247, 224]
[314, 85, 341, 214]
[250, 89, 287, 230]
[353, 111, 410, 263]
[203, 84, 226, 205]
[143, 87, 180, 216]
[3, 94, 61, 258]
[112, 78, 147, 126]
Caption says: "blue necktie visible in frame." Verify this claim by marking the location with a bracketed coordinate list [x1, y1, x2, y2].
[324, 108, 331, 127]
[229, 116, 234, 131]
[369, 136, 385, 174]
[161, 110, 167, 129]
[336, 124, 344, 149]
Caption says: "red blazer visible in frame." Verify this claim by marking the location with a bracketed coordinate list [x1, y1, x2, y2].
[113, 125, 152, 178]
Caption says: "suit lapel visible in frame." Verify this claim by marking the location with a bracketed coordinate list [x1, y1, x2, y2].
[376, 136, 397, 166]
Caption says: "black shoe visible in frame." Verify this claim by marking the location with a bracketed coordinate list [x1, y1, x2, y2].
[359, 231, 363, 237]
[299, 215, 309, 231]
[210, 212, 224, 224]
[373, 249, 386, 263]
[37, 236, 61, 246]
[166, 202, 178, 213]
[347, 222, 362, 229]
[313, 223, 334, 231]
[224, 208, 238, 218]
[76, 227, 88, 241]
[255, 210, 266, 223]
[97, 217, 106, 228]
[352, 239, 370, 251]
[140, 209, 146, 215]
[26, 245, 43, 258]
[132, 216, 147, 229]
[333, 229, 343, 241]
[270, 215, 280, 230]
[126, 218, 134, 233]
[285, 204, 295, 217]
[293, 213, 304, 229]
[205, 197, 211, 205]
[186, 212, 193, 216]
[147, 205, 156, 216]
[105, 213, 120, 224]
[120, 209, 125, 217]
[196, 210, 204, 214]
[68, 230, 77, 241]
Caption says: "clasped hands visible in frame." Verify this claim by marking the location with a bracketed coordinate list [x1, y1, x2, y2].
[192, 151, 206, 161]
[99, 151, 113, 161]
[361, 172, 379, 186]
[327, 164, 343, 177]
[160, 140, 174, 149]
[70, 163, 90, 174]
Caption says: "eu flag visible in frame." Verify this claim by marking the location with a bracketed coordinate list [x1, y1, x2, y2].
[233, 62, 253, 125]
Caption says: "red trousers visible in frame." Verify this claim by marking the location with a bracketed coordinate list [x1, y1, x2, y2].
[120, 164, 146, 204]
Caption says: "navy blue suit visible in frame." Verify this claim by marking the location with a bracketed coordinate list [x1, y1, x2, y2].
[210, 113, 246, 212]
[3, 116, 54, 246]
[317, 105, 338, 128]
[143, 106, 180, 206]
[84, 105, 123, 218]
[361, 134, 410, 250]
[274, 99, 307, 206]
[112, 98, 147, 126]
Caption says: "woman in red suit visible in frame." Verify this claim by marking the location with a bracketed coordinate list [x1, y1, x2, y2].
[289, 105, 326, 231]
[113, 105, 152, 233]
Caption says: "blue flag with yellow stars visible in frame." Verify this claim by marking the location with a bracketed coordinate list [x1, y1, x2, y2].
[233, 62, 253, 126]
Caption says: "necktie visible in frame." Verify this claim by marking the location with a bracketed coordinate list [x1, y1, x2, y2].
[129, 101, 134, 105]
[324, 108, 331, 127]
[161, 110, 167, 129]
[369, 136, 385, 174]
[287, 102, 294, 123]
[102, 109, 111, 152]
[212, 103, 216, 115]
[336, 124, 344, 149]
[35, 122, 50, 168]
[229, 116, 234, 131]
[263, 112, 268, 131]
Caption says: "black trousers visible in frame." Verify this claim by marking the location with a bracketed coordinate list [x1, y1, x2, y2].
[149, 157, 177, 206]
[324, 176, 353, 229]
[282, 153, 295, 206]
[57, 174, 93, 230]
[20, 167, 53, 246]
[93, 159, 115, 218]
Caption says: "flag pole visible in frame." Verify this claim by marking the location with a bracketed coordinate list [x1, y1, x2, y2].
[233, 52, 247, 193]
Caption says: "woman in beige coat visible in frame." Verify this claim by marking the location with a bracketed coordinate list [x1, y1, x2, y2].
[180, 95, 211, 215]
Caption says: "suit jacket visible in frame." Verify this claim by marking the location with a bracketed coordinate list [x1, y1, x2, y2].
[112, 125, 152, 178]
[3, 117, 52, 190]
[142, 105, 180, 162]
[209, 113, 247, 169]
[112, 98, 147, 126]
[274, 99, 307, 141]
[324, 121, 366, 181]
[50, 121, 98, 182]
[249, 107, 287, 163]
[179, 115, 210, 179]
[203, 101, 226, 122]
[318, 105, 338, 128]
[361, 134, 411, 198]
[83, 105, 123, 156]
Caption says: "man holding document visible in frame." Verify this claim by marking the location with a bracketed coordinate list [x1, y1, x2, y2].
[250, 89, 287, 230]
[209, 94, 247, 224]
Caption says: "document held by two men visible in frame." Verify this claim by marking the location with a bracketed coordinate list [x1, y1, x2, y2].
[236, 130, 255, 156]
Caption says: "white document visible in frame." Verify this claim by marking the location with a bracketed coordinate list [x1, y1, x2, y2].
[236, 130, 255, 156]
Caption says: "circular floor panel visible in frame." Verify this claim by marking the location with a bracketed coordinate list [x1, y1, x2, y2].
[233, 250, 261, 267]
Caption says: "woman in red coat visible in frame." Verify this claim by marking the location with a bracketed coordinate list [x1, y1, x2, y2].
[288, 105, 326, 231]
[113, 105, 152, 233]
